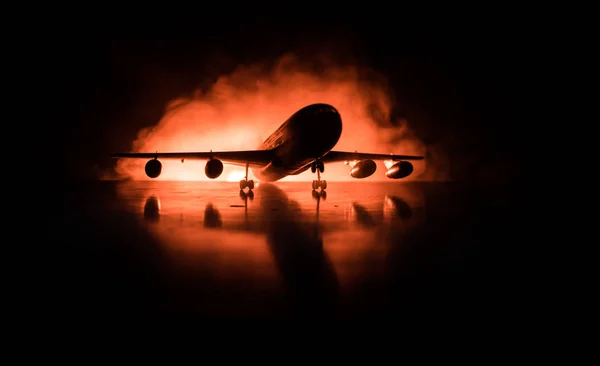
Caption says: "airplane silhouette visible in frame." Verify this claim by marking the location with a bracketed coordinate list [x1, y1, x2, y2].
[111, 103, 424, 191]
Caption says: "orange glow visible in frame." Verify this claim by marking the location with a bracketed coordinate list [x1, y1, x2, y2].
[112, 53, 447, 182]
[226, 169, 247, 182]
[121, 181, 426, 296]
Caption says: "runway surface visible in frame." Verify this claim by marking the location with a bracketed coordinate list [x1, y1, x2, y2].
[57, 180, 519, 320]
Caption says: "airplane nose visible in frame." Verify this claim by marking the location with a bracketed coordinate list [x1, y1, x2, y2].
[319, 110, 342, 143]
[309, 107, 342, 155]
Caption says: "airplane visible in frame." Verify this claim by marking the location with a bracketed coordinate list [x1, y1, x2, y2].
[111, 103, 425, 191]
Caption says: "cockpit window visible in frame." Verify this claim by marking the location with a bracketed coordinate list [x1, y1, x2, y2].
[315, 106, 338, 115]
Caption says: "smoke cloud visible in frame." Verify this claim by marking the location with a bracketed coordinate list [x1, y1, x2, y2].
[110, 53, 449, 182]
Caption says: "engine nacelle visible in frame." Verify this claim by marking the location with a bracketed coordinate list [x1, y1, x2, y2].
[205, 158, 224, 179]
[386, 161, 413, 179]
[145, 159, 162, 178]
[350, 159, 377, 178]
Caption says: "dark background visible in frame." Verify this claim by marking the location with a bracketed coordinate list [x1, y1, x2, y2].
[37, 9, 543, 326]
[45, 11, 532, 185]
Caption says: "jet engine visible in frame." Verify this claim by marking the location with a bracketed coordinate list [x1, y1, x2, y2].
[385, 161, 413, 179]
[350, 159, 377, 178]
[145, 159, 162, 178]
[205, 158, 224, 179]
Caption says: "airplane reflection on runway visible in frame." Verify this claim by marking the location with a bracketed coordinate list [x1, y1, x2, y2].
[350, 202, 377, 228]
[203, 203, 222, 228]
[140, 183, 418, 243]
[132, 182, 421, 315]
[385, 195, 413, 221]
[254, 184, 336, 312]
[143, 196, 160, 222]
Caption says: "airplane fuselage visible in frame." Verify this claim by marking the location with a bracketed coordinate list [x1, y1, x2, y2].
[251, 103, 343, 181]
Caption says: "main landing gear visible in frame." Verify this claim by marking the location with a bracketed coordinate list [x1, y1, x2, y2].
[311, 159, 327, 199]
[239, 162, 254, 197]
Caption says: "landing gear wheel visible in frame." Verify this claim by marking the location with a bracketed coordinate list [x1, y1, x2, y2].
[312, 179, 327, 190]
[312, 187, 327, 200]
[239, 189, 255, 201]
[317, 161, 324, 173]
[239, 163, 254, 192]
[240, 179, 254, 190]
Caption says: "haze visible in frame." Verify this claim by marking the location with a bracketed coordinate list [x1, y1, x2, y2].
[111, 53, 447, 182]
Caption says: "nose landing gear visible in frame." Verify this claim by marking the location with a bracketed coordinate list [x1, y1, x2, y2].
[311, 159, 327, 192]
[240, 162, 254, 192]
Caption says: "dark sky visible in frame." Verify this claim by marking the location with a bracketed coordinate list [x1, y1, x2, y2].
[50, 13, 531, 183]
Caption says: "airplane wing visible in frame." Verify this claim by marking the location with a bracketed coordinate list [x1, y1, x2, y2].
[111, 150, 273, 168]
[321, 150, 424, 163]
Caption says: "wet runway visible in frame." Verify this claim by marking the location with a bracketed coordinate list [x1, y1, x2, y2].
[58, 180, 519, 320]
